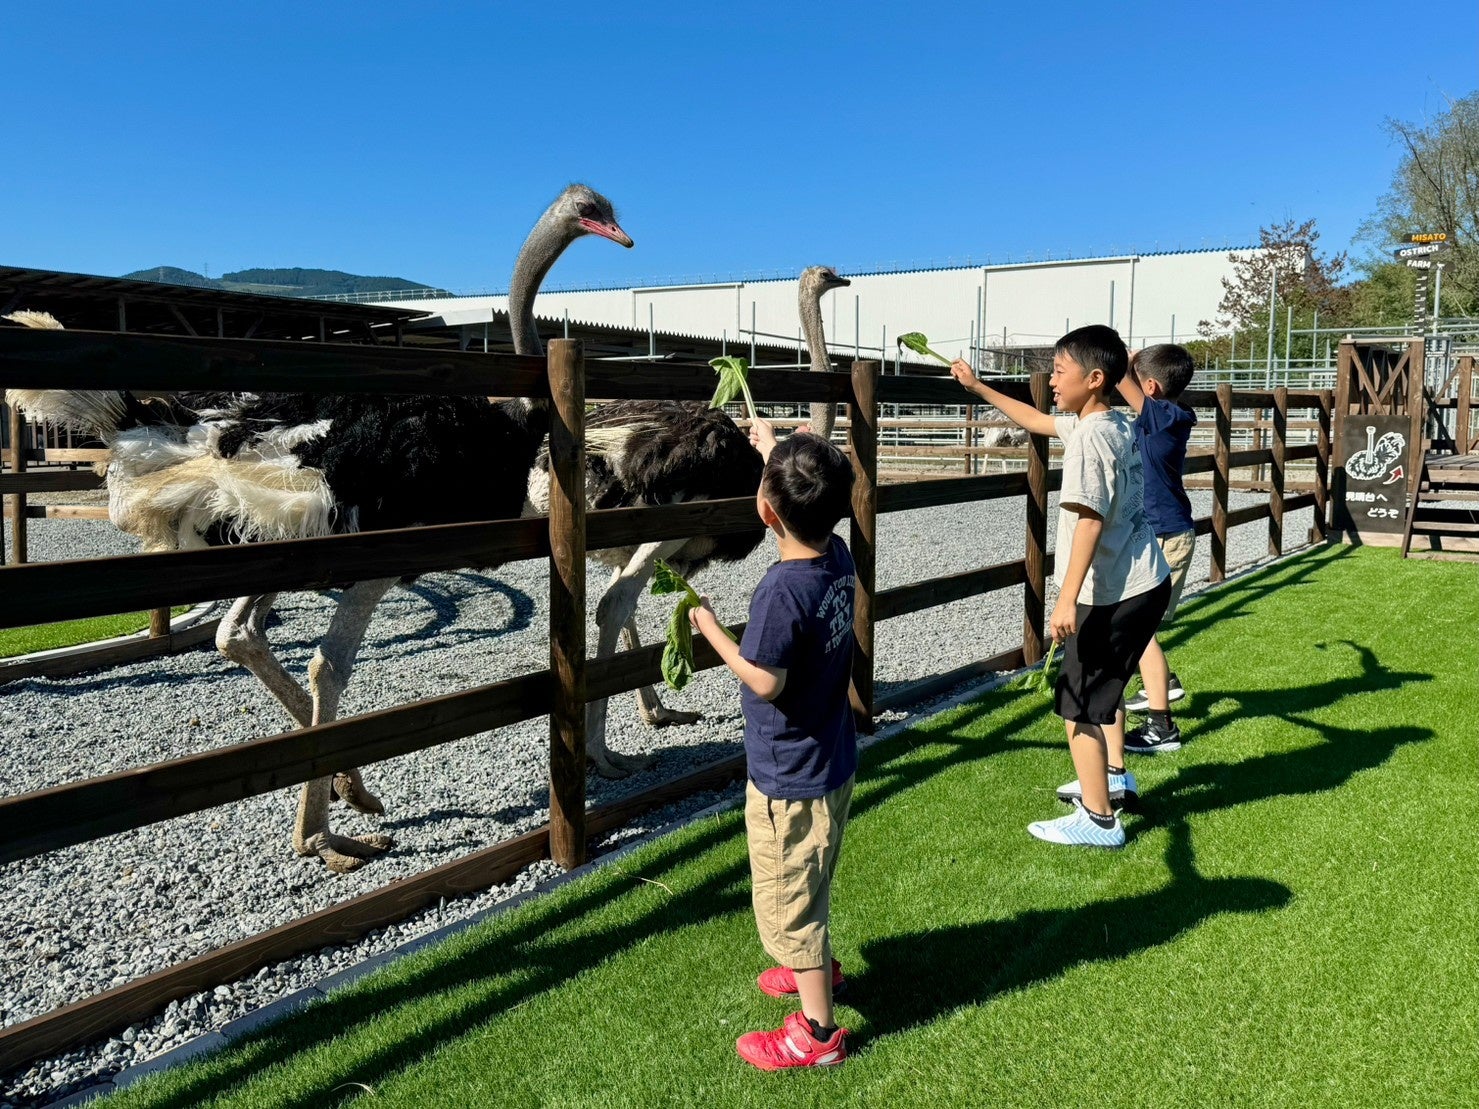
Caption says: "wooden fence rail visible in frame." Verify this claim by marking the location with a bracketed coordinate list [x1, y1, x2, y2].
[0, 326, 1336, 1071]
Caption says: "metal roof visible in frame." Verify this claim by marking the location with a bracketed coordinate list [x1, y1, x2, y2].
[0, 265, 423, 342]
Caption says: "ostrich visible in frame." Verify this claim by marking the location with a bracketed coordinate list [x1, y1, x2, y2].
[802, 266, 851, 441]
[4, 184, 634, 871]
[524, 265, 852, 776]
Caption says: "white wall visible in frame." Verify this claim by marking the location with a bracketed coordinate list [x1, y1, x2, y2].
[382, 248, 1257, 361]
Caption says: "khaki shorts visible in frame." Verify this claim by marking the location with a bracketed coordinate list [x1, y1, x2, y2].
[1158, 529, 1196, 623]
[745, 776, 854, 969]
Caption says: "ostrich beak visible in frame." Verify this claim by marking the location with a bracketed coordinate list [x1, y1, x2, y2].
[832, 276, 851, 288]
[580, 218, 634, 248]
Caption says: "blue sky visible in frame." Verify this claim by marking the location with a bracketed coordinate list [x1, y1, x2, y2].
[3, 1, 1475, 292]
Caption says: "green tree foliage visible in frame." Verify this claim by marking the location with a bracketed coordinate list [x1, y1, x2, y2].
[1197, 219, 1350, 366]
[1357, 91, 1479, 313]
[120, 266, 437, 298]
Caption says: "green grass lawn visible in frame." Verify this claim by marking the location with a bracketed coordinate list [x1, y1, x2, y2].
[103, 545, 1476, 1107]
[0, 608, 192, 659]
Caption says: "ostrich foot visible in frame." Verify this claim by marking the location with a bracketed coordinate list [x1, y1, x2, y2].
[332, 770, 386, 815]
[299, 830, 395, 873]
[590, 748, 656, 779]
[639, 705, 703, 728]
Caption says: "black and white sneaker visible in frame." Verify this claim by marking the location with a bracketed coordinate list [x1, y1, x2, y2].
[1124, 718, 1183, 755]
[1125, 674, 1186, 714]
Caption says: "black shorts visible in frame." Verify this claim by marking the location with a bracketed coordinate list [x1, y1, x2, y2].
[1055, 576, 1172, 724]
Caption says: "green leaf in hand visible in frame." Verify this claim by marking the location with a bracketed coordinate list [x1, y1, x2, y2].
[651, 558, 737, 691]
[708, 356, 757, 421]
[1005, 639, 1060, 697]
[897, 331, 953, 366]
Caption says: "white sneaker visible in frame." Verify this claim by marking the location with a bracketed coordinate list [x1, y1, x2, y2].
[1056, 769, 1138, 807]
[1125, 674, 1185, 714]
[1027, 799, 1125, 849]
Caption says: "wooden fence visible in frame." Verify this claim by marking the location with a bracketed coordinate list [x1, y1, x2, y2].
[0, 325, 1332, 1070]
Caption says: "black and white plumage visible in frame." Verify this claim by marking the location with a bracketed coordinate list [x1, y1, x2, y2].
[523, 267, 850, 776]
[4, 184, 634, 873]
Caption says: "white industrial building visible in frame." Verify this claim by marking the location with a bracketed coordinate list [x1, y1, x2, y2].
[377, 247, 1258, 367]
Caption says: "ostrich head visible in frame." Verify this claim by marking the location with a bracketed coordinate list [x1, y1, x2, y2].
[549, 183, 632, 249]
[509, 184, 633, 359]
[799, 266, 850, 300]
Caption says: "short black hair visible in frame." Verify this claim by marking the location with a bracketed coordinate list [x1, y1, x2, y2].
[1136, 343, 1195, 399]
[761, 433, 854, 543]
[1055, 325, 1128, 392]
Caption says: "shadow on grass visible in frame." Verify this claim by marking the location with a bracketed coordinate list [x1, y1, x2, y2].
[851, 823, 1290, 1042]
[125, 693, 1055, 1108]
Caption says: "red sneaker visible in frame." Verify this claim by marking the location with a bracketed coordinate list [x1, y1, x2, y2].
[756, 958, 846, 998]
[736, 1010, 848, 1070]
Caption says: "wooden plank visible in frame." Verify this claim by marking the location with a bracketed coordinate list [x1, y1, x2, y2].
[0, 470, 102, 494]
[876, 471, 1029, 513]
[546, 340, 587, 870]
[873, 646, 1026, 713]
[876, 560, 1026, 620]
[1314, 392, 1332, 541]
[1023, 372, 1050, 665]
[0, 670, 552, 866]
[1270, 386, 1287, 557]
[0, 619, 220, 685]
[1210, 383, 1232, 581]
[33, 448, 110, 464]
[7, 401, 26, 564]
[849, 361, 879, 726]
[0, 328, 550, 398]
[0, 518, 552, 630]
[878, 374, 1032, 407]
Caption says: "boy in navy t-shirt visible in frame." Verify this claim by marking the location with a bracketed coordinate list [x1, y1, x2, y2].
[1117, 345, 1197, 754]
[690, 417, 857, 1070]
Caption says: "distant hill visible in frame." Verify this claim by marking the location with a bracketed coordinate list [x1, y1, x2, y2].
[121, 266, 442, 300]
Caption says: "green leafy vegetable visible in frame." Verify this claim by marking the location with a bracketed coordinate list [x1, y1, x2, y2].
[897, 331, 953, 366]
[709, 356, 757, 421]
[1005, 639, 1060, 697]
[651, 558, 737, 691]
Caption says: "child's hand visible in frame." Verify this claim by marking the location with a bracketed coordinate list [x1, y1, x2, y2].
[749, 416, 778, 460]
[688, 595, 717, 632]
[1049, 597, 1077, 642]
[793, 423, 813, 437]
[949, 359, 977, 391]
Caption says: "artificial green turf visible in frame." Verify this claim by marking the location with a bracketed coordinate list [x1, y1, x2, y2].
[103, 546, 1476, 1108]
[0, 607, 192, 659]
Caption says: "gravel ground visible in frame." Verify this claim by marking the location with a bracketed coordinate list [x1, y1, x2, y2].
[0, 490, 1312, 1107]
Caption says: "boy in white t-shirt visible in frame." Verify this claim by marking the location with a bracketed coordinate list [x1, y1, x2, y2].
[951, 325, 1169, 847]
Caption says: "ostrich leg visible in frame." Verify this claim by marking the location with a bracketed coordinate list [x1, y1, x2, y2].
[623, 618, 703, 727]
[215, 593, 384, 815]
[294, 578, 398, 872]
[588, 539, 690, 777]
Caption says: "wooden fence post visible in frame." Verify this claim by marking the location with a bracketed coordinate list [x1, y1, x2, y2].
[1458, 356, 1474, 452]
[1022, 371, 1051, 665]
[849, 360, 878, 731]
[1209, 382, 1232, 582]
[7, 402, 27, 565]
[1313, 390, 1332, 542]
[1269, 386, 1287, 557]
[546, 339, 587, 870]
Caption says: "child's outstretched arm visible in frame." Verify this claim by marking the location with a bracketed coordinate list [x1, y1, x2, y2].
[1117, 349, 1147, 414]
[949, 359, 1058, 437]
[749, 415, 779, 463]
[690, 598, 787, 700]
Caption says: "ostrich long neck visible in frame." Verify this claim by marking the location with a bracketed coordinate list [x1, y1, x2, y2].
[802, 287, 836, 440]
[508, 211, 574, 359]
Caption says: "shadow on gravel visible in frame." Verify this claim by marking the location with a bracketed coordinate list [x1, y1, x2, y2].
[119, 694, 1059, 1108]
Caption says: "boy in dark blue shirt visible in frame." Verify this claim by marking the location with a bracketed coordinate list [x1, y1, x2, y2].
[690, 416, 857, 1071]
[1117, 344, 1197, 754]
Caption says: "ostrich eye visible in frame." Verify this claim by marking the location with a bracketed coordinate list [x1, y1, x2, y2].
[578, 204, 599, 220]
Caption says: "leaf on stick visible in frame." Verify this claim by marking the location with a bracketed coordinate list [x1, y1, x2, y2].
[650, 558, 737, 691]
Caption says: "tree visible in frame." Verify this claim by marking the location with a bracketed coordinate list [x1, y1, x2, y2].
[1197, 219, 1350, 367]
[1357, 91, 1479, 313]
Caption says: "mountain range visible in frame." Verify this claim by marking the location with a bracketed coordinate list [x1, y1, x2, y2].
[121, 266, 441, 300]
